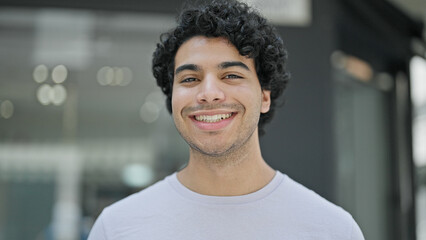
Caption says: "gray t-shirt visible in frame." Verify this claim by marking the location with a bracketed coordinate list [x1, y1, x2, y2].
[88, 171, 364, 240]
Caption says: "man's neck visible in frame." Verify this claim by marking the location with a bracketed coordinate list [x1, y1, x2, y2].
[176, 134, 276, 196]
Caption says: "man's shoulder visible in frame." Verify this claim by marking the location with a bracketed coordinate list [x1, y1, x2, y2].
[103, 174, 174, 216]
[277, 174, 360, 237]
[280, 174, 351, 218]
[88, 174, 180, 239]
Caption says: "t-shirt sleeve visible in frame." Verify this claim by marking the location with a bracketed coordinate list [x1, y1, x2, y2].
[87, 211, 108, 240]
[350, 219, 365, 240]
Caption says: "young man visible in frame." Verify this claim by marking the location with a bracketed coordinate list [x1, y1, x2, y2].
[89, 0, 365, 239]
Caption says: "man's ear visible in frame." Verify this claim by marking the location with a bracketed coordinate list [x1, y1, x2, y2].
[261, 90, 271, 113]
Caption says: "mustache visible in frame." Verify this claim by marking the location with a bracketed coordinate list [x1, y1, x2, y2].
[182, 103, 244, 116]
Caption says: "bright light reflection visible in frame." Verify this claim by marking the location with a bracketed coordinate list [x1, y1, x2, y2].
[0, 100, 14, 119]
[33, 64, 49, 83]
[413, 116, 426, 167]
[330, 51, 372, 81]
[410, 56, 426, 107]
[105, 67, 114, 85]
[97, 66, 133, 86]
[121, 163, 154, 188]
[37, 84, 52, 105]
[97, 66, 109, 86]
[112, 67, 124, 86]
[411, 56, 426, 168]
[36, 84, 67, 106]
[146, 91, 165, 107]
[120, 67, 133, 86]
[52, 84, 67, 106]
[140, 102, 160, 123]
[52, 65, 68, 83]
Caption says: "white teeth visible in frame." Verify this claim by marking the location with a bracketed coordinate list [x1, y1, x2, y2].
[195, 113, 232, 123]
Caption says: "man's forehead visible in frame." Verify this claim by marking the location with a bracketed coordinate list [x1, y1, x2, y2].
[173, 36, 253, 70]
[174, 61, 251, 76]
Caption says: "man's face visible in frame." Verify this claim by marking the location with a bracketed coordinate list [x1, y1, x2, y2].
[172, 36, 271, 157]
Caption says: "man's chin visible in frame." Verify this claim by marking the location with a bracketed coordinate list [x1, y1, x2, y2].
[189, 143, 236, 158]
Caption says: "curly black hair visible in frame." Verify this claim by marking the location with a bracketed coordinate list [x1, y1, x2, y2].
[152, 0, 290, 135]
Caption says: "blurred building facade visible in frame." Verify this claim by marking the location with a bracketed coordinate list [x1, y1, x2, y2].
[0, 0, 424, 239]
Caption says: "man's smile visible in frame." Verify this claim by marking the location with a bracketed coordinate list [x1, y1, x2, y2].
[182, 103, 244, 131]
[193, 113, 234, 123]
[188, 111, 238, 131]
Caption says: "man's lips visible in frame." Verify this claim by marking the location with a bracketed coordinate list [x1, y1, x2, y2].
[182, 103, 243, 131]
[189, 111, 237, 131]
[182, 103, 244, 118]
[191, 112, 235, 123]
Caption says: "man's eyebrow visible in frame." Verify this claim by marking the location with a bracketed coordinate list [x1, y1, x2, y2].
[218, 61, 250, 71]
[175, 64, 200, 75]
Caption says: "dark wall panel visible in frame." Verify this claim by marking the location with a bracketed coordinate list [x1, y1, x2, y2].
[261, 0, 338, 202]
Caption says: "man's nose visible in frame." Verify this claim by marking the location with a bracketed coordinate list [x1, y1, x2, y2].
[196, 75, 225, 104]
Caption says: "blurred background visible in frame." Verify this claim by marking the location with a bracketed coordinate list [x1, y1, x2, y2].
[0, 0, 425, 239]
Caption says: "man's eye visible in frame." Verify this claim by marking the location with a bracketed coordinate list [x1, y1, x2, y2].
[224, 74, 242, 79]
[181, 78, 197, 83]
